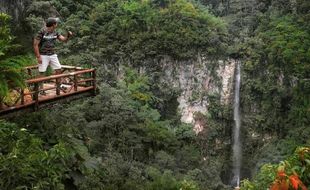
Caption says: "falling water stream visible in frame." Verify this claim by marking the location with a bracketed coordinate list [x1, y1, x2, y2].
[232, 61, 241, 188]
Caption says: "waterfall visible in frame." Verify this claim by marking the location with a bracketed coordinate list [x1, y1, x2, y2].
[232, 61, 241, 188]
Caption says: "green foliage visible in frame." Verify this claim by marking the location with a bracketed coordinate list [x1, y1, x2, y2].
[0, 120, 71, 190]
[258, 15, 309, 77]
[0, 13, 32, 98]
[145, 167, 199, 190]
[241, 10, 310, 138]
[87, 0, 227, 61]
[180, 179, 199, 190]
[175, 123, 197, 144]
[0, 56, 26, 98]
[240, 164, 277, 190]
[11, 65, 216, 189]
[0, 13, 13, 57]
[146, 167, 179, 190]
[252, 139, 300, 172]
[225, 1, 310, 186]
[240, 147, 310, 190]
[119, 67, 155, 105]
[34, 0, 226, 63]
[5, 0, 307, 189]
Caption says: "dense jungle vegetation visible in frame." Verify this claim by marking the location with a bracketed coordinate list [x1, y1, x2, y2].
[0, 0, 309, 189]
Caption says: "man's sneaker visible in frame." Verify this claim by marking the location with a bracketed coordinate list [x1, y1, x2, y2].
[60, 84, 67, 92]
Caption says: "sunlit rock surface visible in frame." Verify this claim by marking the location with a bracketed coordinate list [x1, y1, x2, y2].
[159, 56, 236, 131]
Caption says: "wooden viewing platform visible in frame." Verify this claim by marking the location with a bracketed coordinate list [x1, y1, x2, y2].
[0, 65, 96, 115]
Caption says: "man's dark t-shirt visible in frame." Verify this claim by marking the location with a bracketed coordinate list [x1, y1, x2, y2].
[35, 28, 60, 55]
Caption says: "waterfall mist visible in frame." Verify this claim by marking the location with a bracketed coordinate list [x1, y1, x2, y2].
[232, 61, 241, 187]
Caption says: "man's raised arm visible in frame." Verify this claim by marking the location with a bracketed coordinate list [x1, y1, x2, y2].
[58, 31, 73, 42]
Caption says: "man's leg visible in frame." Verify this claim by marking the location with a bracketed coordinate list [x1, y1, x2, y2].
[38, 72, 46, 95]
[38, 55, 49, 95]
[49, 54, 66, 93]
[54, 68, 66, 93]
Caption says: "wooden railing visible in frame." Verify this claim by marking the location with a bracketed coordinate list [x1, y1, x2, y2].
[0, 65, 96, 114]
[24, 65, 85, 78]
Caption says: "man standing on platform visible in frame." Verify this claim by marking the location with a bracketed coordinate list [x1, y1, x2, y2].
[33, 17, 72, 94]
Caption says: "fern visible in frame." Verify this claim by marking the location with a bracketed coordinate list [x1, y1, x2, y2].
[0, 56, 33, 96]
[0, 13, 32, 98]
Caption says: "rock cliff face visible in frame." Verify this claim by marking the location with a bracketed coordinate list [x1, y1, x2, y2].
[101, 56, 236, 134]
[0, 0, 30, 25]
[157, 56, 236, 133]
[115, 56, 236, 131]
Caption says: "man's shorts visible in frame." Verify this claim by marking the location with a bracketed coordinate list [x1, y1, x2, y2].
[38, 54, 62, 72]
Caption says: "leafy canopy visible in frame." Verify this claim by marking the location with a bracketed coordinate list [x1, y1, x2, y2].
[60, 0, 228, 61]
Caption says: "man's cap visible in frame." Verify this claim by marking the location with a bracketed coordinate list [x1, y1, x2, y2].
[46, 17, 60, 26]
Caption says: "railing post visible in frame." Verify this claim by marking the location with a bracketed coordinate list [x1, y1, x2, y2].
[21, 88, 25, 105]
[33, 83, 39, 110]
[27, 68, 32, 77]
[56, 76, 60, 95]
[74, 75, 78, 91]
[92, 70, 96, 95]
